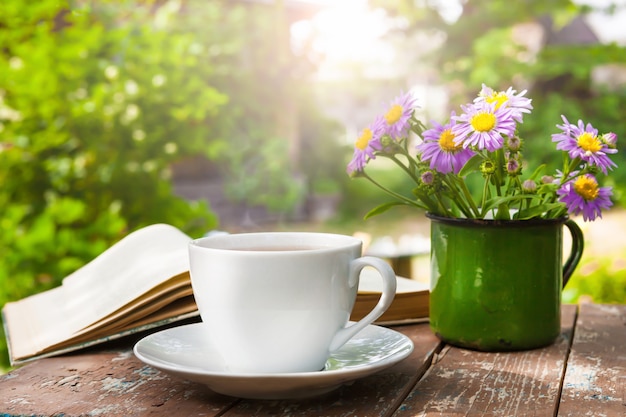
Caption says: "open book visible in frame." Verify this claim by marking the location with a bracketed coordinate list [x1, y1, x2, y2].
[355, 268, 429, 324]
[2, 224, 429, 365]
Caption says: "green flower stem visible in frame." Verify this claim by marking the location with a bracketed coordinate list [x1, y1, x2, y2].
[509, 177, 523, 212]
[361, 171, 427, 210]
[567, 157, 582, 175]
[433, 193, 456, 218]
[454, 176, 481, 217]
[544, 195, 559, 218]
[441, 176, 474, 218]
[415, 191, 450, 215]
[390, 150, 420, 182]
[480, 175, 491, 217]
[494, 148, 505, 197]
[448, 195, 471, 218]
[378, 149, 420, 184]
[524, 197, 531, 212]
[552, 206, 568, 218]
[381, 149, 442, 214]
[410, 117, 427, 136]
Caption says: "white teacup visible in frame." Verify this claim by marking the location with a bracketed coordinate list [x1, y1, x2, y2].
[188, 232, 397, 374]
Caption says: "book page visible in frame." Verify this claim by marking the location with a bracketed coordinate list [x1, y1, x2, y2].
[3, 224, 192, 362]
[48, 288, 196, 351]
[3, 287, 73, 361]
[358, 267, 429, 294]
[78, 273, 192, 335]
[352, 268, 430, 324]
[58, 224, 191, 332]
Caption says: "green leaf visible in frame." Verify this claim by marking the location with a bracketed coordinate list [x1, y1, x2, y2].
[514, 203, 564, 219]
[363, 201, 406, 219]
[458, 154, 484, 177]
[481, 195, 516, 213]
[529, 164, 547, 180]
[495, 203, 511, 220]
[482, 194, 541, 214]
[537, 183, 558, 194]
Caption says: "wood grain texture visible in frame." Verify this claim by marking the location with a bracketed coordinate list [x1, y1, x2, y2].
[222, 323, 442, 417]
[0, 349, 238, 416]
[2, 304, 624, 417]
[392, 305, 578, 416]
[0, 323, 440, 417]
[558, 303, 626, 417]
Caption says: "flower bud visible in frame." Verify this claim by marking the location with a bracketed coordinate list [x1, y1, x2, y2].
[601, 132, 617, 148]
[506, 158, 521, 175]
[541, 175, 555, 184]
[522, 179, 537, 193]
[480, 160, 496, 175]
[421, 170, 434, 185]
[380, 134, 395, 148]
[506, 135, 522, 152]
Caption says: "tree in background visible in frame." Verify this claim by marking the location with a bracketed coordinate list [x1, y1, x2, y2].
[0, 0, 340, 367]
[361, 0, 626, 305]
[373, 0, 625, 202]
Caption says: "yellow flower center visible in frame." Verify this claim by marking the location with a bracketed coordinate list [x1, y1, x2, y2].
[485, 92, 508, 109]
[355, 128, 373, 150]
[574, 176, 599, 201]
[470, 112, 496, 132]
[577, 132, 602, 153]
[385, 104, 403, 125]
[439, 129, 461, 152]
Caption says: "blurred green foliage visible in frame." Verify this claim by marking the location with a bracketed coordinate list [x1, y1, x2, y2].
[443, 2, 626, 205]
[0, 0, 217, 367]
[564, 258, 626, 304]
[0, 0, 344, 368]
[2, 0, 625, 371]
[349, 0, 626, 304]
[374, 0, 626, 201]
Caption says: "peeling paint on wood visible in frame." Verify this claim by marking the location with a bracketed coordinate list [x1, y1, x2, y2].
[0, 325, 441, 417]
[392, 305, 578, 416]
[0, 305, 623, 417]
[0, 349, 237, 416]
[558, 303, 626, 417]
[221, 325, 442, 417]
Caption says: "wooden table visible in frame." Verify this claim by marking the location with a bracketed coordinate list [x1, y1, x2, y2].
[1, 303, 624, 416]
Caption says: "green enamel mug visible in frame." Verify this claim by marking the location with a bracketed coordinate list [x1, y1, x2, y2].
[427, 213, 584, 351]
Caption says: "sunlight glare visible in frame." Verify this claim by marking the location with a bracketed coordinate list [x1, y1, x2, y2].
[291, 0, 394, 75]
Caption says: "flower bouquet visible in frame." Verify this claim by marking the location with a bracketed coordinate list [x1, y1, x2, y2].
[347, 84, 619, 351]
[347, 85, 617, 222]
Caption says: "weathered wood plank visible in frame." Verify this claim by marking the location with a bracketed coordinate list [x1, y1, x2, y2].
[4, 304, 621, 416]
[558, 303, 626, 417]
[393, 304, 577, 416]
[222, 323, 442, 417]
[0, 323, 440, 417]
[0, 348, 239, 416]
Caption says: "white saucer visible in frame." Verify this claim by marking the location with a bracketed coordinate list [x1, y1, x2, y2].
[133, 322, 414, 399]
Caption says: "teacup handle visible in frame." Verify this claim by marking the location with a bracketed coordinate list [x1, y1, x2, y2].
[328, 256, 397, 352]
[563, 219, 584, 287]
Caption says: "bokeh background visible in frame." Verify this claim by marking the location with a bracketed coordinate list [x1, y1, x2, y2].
[1, 0, 625, 369]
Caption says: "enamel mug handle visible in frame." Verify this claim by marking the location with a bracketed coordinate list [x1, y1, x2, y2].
[328, 256, 397, 352]
[563, 219, 585, 288]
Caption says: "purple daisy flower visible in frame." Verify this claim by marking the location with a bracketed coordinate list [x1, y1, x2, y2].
[551, 115, 617, 174]
[557, 174, 613, 221]
[451, 101, 517, 152]
[417, 115, 475, 174]
[381, 92, 418, 141]
[346, 116, 385, 175]
[474, 84, 533, 122]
